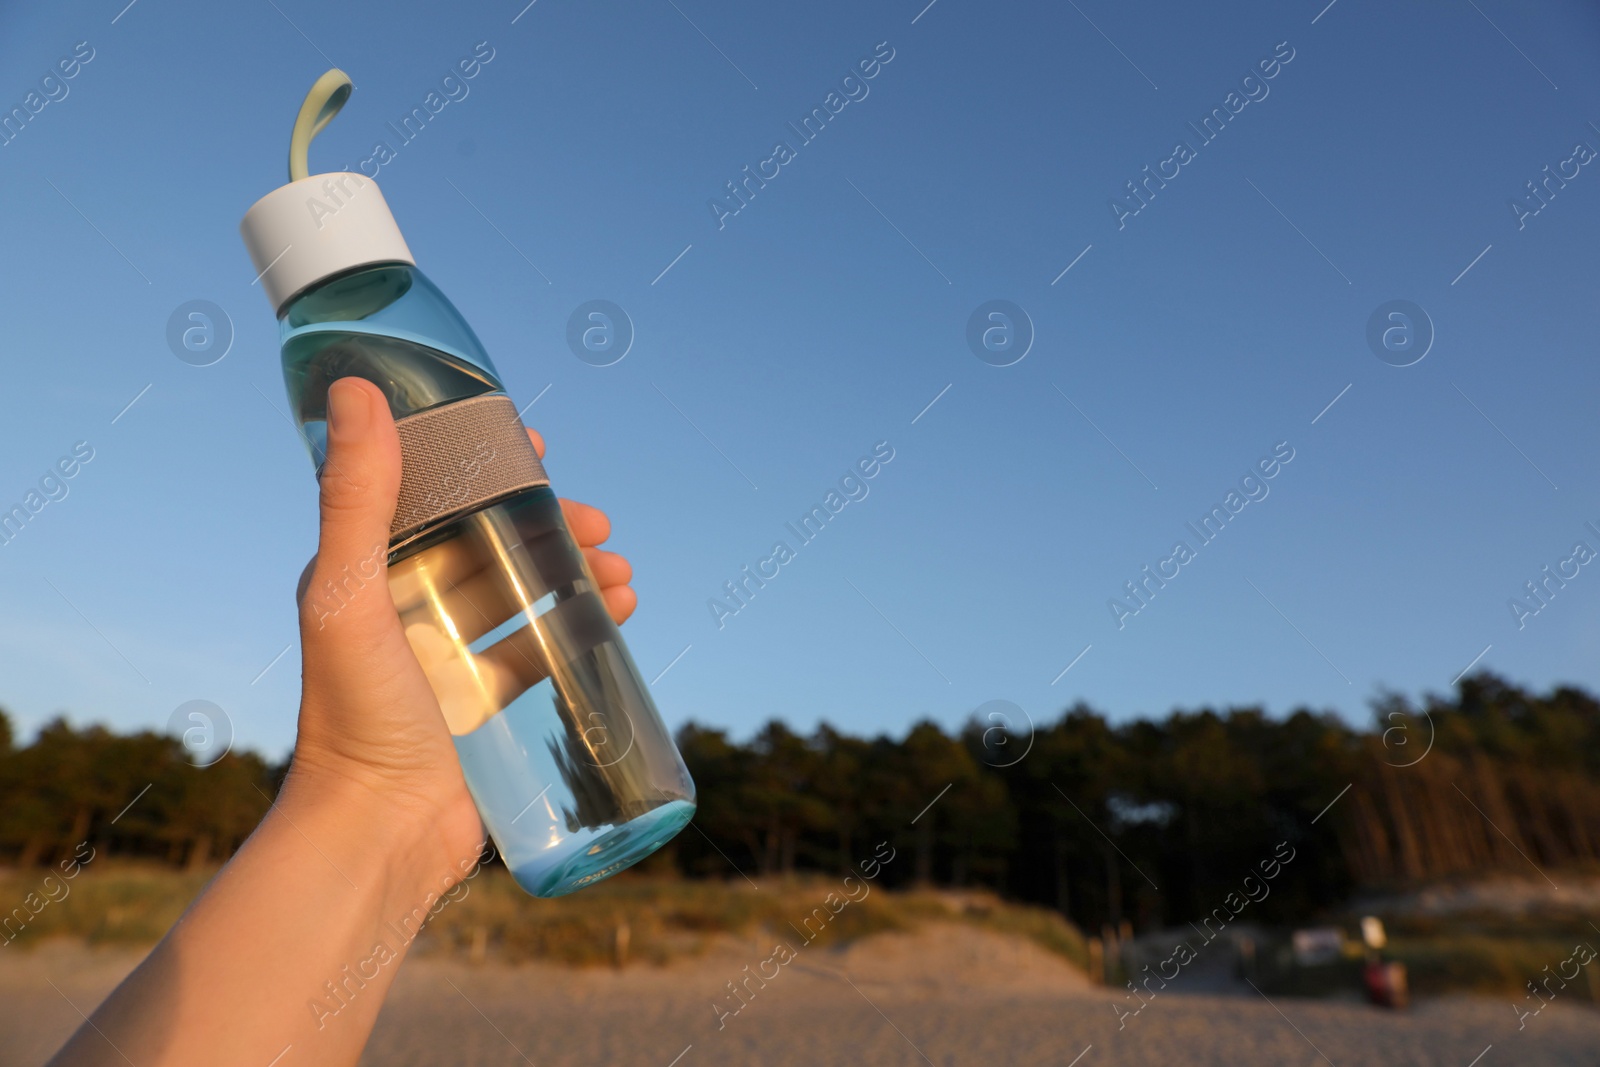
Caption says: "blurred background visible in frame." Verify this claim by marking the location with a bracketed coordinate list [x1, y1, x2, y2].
[2, 0, 1599, 1064]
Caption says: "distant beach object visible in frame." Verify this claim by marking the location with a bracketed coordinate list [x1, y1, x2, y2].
[1291, 926, 1344, 967]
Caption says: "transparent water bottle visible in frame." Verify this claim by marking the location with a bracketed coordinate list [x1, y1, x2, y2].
[240, 71, 695, 896]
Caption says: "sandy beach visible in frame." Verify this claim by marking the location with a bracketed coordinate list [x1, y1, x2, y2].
[3, 924, 1595, 1066]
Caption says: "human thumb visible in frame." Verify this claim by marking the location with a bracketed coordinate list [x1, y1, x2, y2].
[300, 378, 401, 633]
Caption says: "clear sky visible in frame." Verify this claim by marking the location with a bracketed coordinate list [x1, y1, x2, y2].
[2, 0, 1599, 759]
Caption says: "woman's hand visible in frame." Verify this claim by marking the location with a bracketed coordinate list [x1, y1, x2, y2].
[286, 378, 636, 879]
[51, 377, 643, 1067]
[47, 377, 639, 1067]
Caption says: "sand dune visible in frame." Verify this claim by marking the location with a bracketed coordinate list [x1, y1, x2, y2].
[2, 925, 1595, 1066]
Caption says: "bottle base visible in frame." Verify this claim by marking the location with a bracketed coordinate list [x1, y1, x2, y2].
[509, 799, 697, 898]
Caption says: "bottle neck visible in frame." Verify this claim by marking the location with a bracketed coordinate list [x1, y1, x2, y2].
[279, 264, 504, 468]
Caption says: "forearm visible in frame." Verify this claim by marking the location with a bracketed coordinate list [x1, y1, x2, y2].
[49, 773, 471, 1067]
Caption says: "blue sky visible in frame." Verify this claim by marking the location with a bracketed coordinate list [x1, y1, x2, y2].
[2, 0, 1599, 759]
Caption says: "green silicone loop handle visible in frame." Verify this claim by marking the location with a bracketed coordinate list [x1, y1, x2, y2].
[288, 69, 354, 183]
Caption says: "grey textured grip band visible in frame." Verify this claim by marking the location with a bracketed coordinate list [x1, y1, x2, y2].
[389, 393, 549, 544]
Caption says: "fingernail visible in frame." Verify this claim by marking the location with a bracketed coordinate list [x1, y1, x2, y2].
[328, 379, 370, 437]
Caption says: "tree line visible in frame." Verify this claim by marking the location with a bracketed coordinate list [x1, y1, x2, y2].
[1, 672, 1595, 932]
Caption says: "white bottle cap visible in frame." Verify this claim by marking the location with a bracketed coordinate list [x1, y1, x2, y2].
[240, 173, 414, 313]
[239, 69, 415, 313]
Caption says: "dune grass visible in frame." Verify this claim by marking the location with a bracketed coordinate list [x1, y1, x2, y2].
[1389, 935, 1591, 997]
[0, 862, 1090, 970]
[0, 863, 214, 948]
[1381, 909, 1600, 998]
[15, 863, 1581, 998]
[1251, 905, 1600, 999]
[9, 857, 1587, 1004]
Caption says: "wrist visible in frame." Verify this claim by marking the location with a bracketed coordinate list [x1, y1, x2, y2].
[273, 758, 482, 913]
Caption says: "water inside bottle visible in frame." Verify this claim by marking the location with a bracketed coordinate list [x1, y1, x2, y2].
[389, 493, 695, 896]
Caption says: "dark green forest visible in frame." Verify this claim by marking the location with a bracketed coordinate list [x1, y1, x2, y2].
[2, 673, 1596, 934]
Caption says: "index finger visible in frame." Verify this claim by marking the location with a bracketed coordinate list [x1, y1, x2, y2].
[526, 427, 545, 459]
